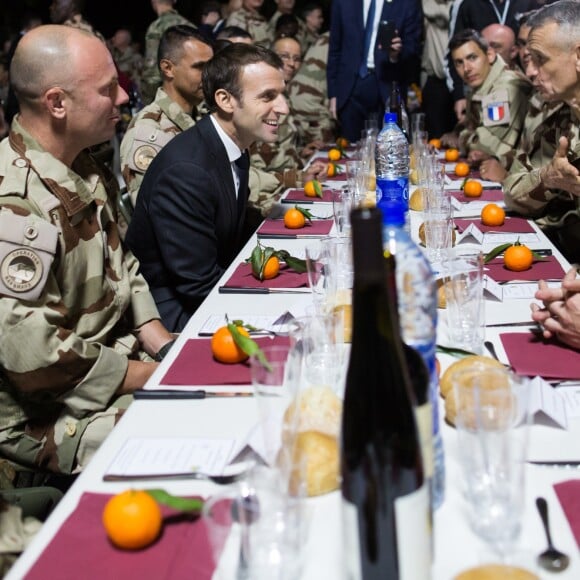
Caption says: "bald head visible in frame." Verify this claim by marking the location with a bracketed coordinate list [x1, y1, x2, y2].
[11, 25, 103, 110]
[481, 23, 517, 67]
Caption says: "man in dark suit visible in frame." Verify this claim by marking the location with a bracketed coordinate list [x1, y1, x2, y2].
[126, 44, 289, 332]
[327, 0, 422, 141]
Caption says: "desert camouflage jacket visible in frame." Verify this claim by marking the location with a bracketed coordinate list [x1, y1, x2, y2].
[120, 88, 198, 205]
[460, 56, 531, 163]
[0, 119, 159, 473]
[250, 108, 303, 175]
[112, 45, 144, 88]
[226, 7, 270, 45]
[287, 32, 336, 144]
[504, 97, 580, 228]
[141, 10, 194, 104]
[267, 10, 308, 48]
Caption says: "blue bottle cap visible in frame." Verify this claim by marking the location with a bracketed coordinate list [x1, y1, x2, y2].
[384, 112, 398, 124]
[380, 200, 406, 227]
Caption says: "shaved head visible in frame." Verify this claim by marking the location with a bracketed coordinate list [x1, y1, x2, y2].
[11, 25, 99, 109]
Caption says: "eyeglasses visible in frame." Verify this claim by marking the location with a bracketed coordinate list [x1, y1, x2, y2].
[277, 53, 302, 64]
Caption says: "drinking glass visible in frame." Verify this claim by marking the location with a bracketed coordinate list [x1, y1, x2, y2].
[453, 367, 531, 560]
[424, 191, 454, 264]
[331, 189, 353, 237]
[442, 252, 485, 353]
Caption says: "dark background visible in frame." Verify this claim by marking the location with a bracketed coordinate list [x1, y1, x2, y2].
[1, 1, 332, 49]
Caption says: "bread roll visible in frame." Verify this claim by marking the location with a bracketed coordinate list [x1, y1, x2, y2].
[287, 430, 340, 497]
[409, 188, 426, 211]
[454, 564, 539, 580]
[282, 386, 342, 440]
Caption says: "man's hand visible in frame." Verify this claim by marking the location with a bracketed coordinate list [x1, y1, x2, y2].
[329, 97, 337, 120]
[467, 150, 491, 167]
[539, 136, 580, 196]
[135, 319, 174, 359]
[300, 140, 324, 159]
[454, 98, 467, 124]
[441, 131, 460, 149]
[480, 158, 508, 183]
[304, 160, 327, 181]
[389, 34, 402, 62]
[531, 268, 580, 349]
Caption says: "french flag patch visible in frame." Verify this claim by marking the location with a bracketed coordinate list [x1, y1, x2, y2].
[486, 104, 504, 122]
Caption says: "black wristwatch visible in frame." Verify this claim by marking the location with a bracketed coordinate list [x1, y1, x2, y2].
[154, 339, 176, 362]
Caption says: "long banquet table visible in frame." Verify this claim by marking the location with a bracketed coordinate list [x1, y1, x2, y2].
[7, 177, 580, 580]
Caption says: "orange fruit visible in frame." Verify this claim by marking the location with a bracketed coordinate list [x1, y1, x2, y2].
[102, 490, 162, 550]
[328, 148, 341, 161]
[304, 180, 321, 197]
[263, 255, 280, 280]
[504, 244, 533, 272]
[336, 136, 349, 149]
[445, 148, 460, 162]
[480, 203, 505, 227]
[211, 325, 250, 364]
[284, 208, 306, 229]
[327, 162, 338, 177]
[454, 162, 470, 177]
[429, 138, 442, 149]
[463, 179, 483, 198]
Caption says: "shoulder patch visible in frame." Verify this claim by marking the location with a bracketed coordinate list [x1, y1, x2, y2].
[482, 89, 510, 127]
[133, 144, 157, 172]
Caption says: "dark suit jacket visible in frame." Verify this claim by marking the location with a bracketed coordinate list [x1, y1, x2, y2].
[126, 115, 248, 332]
[327, 0, 422, 110]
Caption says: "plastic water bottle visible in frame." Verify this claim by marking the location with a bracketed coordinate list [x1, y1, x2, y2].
[381, 200, 445, 512]
[375, 112, 410, 213]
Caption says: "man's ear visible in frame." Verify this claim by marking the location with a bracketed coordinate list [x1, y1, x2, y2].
[487, 47, 497, 64]
[575, 42, 580, 73]
[159, 58, 174, 80]
[214, 88, 235, 113]
[44, 87, 67, 120]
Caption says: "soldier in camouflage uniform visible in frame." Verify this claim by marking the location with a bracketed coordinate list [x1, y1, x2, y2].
[226, 0, 270, 46]
[267, 0, 307, 48]
[141, 0, 194, 106]
[110, 28, 144, 90]
[442, 30, 531, 166]
[0, 26, 174, 476]
[121, 26, 213, 205]
[300, 3, 324, 55]
[287, 31, 336, 145]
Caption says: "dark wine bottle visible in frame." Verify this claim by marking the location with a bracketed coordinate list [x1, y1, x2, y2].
[341, 206, 431, 580]
[388, 82, 409, 140]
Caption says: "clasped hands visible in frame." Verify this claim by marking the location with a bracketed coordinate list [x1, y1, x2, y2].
[531, 267, 580, 350]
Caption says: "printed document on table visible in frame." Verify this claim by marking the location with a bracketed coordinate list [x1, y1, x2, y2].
[105, 437, 236, 478]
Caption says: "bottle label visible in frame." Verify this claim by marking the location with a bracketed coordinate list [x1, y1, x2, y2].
[342, 498, 363, 580]
[377, 177, 409, 205]
[395, 483, 432, 580]
[415, 401, 434, 479]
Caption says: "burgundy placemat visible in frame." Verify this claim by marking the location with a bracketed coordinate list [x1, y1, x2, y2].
[485, 255, 565, 282]
[446, 169, 482, 180]
[324, 171, 346, 182]
[554, 480, 580, 549]
[221, 263, 309, 290]
[26, 492, 223, 580]
[284, 189, 334, 203]
[499, 332, 580, 380]
[257, 219, 334, 237]
[450, 189, 504, 203]
[162, 335, 290, 386]
[454, 216, 535, 234]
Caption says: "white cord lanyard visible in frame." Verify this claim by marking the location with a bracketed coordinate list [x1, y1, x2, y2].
[488, 0, 510, 25]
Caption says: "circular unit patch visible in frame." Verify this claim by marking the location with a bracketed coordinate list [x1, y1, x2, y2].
[1, 248, 43, 293]
[133, 144, 157, 172]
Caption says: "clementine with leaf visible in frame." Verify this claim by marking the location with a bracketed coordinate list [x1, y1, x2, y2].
[429, 138, 442, 149]
[463, 179, 483, 198]
[103, 490, 162, 550]
[454, 162, 470, 177]
[327, 162, 340, 177]
[284, 208, 306, 229]
[504, 243, 533, 272]
[328, 148, 342, 161]
[211, 324, 251, 364]
[445, 148, 460, 162]
[481, 203, 505, 227]
[336, 136, 349, 149]
[263, 255, 280, 280]
[304, 179, 322, 198]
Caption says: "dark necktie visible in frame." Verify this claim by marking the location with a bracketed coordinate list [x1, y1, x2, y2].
[235, 151, 250, 217]
[359, 0, 376, 78]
